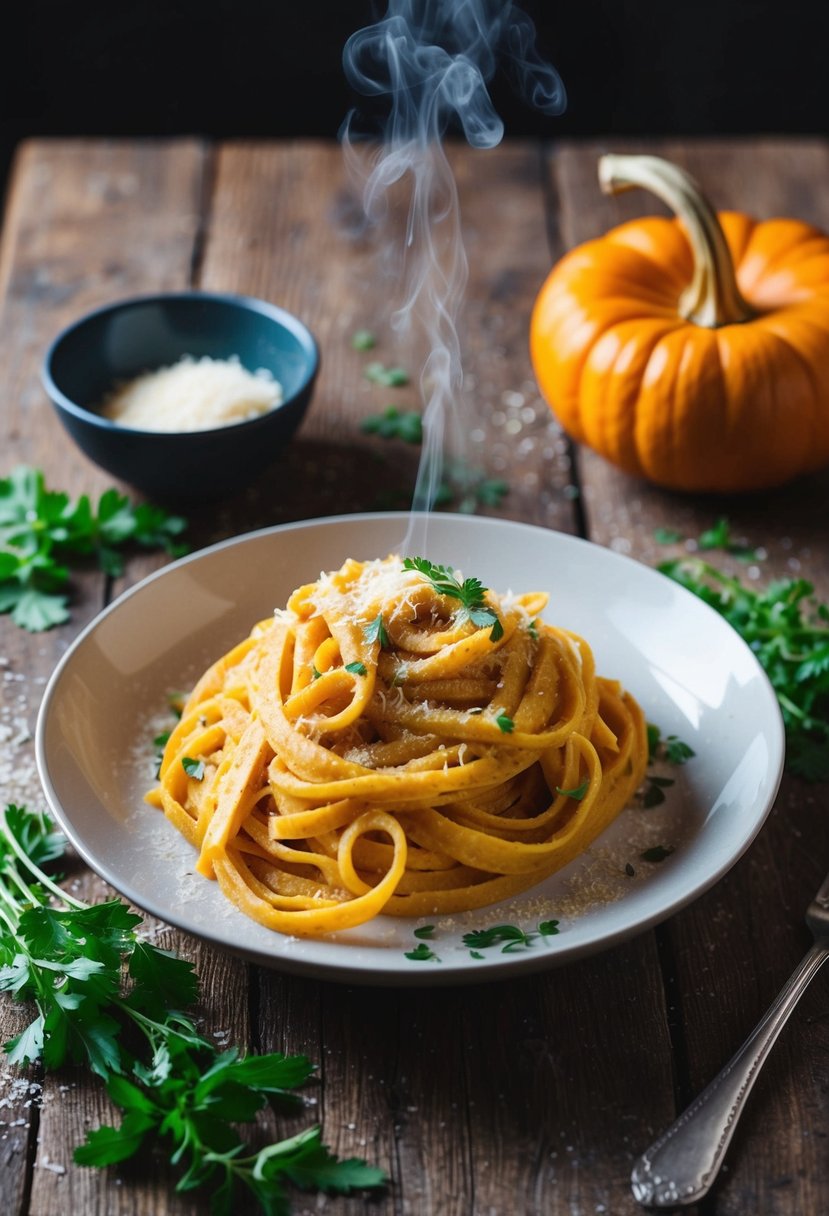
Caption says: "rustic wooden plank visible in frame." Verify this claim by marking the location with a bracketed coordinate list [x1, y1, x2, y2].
[195, 140, 578, 532]
[550, 136, 829, 1214]
[0, 137, 263, 1216]
[0, 137, 198, 1215]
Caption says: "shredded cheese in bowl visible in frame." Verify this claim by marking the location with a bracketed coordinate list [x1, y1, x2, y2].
[102, 355, 283, 432]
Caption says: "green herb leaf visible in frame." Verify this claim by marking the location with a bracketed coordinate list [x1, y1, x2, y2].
[0, 805, 385, 1214]
[364, 361, 409, 387]
[640, 845, 675, 863]
[344, 661, 367, 677]
[555, 779, 589, 801]
[697, 517, 759, 561]
[363, 614, 389, 648]
[404, 942, 440, 962]
[659, 557, 829, 780]
[0, 466, 188, 632]
[538, 920, 560, 937]
[413, 925, 436, 940]
[351, 329, 376, 351]
[654, 527, 683, 544]
[181, 757, 205, 780]
[401, 557, 503, 640]
[462, 924, 533, 950]
[495, 713, 515, 734]
[360, 407, 423, 444]
[665, 736, 695, 765]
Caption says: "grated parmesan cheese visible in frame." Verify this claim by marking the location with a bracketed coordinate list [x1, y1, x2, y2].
[102, 355, 283, 432]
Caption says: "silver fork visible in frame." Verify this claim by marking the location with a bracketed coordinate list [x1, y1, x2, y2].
[631, 868, 829, 1208]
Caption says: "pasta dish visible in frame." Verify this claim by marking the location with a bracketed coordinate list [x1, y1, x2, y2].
[148, 555, 648, 937]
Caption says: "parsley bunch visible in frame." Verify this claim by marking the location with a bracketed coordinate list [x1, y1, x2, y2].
[0, 466, 187, 631]
[402, 557, 504, 640]
[660, 557, 829, 781]
[0, 806, 385, 1214]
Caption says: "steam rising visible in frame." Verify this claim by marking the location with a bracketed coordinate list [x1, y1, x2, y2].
[342, 2, 564, 543]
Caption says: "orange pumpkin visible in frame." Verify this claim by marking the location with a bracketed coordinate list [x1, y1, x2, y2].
[530, 154, 829, 492]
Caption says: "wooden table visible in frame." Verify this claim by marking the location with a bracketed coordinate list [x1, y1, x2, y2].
[0, 137, 827, 1216]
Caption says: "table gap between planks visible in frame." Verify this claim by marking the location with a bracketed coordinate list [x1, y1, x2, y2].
[0, 136, 825, 1216]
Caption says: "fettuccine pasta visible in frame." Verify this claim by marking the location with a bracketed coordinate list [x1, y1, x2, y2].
[148, 555, 648, 937]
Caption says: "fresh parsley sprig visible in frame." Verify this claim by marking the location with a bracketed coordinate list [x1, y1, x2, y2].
[659, 557, 829, 781]
[461, 920, 560, 954]
[0, 805, 385, 1213]
[0, 466, 188, 631]
[402, 557, 504, 641]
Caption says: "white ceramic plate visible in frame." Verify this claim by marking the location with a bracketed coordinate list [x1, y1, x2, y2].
[36, 513, 785, 986]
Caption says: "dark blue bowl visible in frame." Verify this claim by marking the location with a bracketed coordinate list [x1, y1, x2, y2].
[42, 292, 320, 503]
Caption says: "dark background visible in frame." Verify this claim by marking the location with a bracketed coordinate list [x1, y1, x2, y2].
[1, 1, 827, 170]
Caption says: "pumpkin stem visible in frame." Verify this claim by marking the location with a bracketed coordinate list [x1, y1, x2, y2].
[598, 153, 754, 328]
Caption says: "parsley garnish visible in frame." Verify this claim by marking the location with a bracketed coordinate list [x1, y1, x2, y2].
[538, 920, 560, 937]
[363, 614, 389, 648]
[659, 557, 829, 780]
[403, 919, 561, 962]
[181, 757, 205, 780]
[402, 557, 504, 640]
[653, 526, 683, 545]
[311, 664, 322, 680]
[643, 724, 694, 803]
[463, 924, 534, 952]
[642, 776, 675, 808]
[360, 407, 423, 444]
[344, 661, 367, 676]
[555, 779, 589, 800]
[654, 518, 761, 561]
[0, 466, 187, 631]
[0, 806, 386, 1213]
[698, 517, 758, 561]
[404, 942, 440, 962]
[433, 460, 511, 513]
[351, 329, 376, 351]
[495, 713, 515, 733]
[640, 845, 675, 863]
[364, 361, 409, 387]
[152, 731, 170, 779]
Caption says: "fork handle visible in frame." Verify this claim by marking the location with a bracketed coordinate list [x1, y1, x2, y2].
[631, 942, 829, 1208]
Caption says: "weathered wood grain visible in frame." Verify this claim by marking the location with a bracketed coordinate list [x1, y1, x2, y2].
[549, 136, 829, 1216]
[0, 135, 827, 1216]
[0, 138, 257, 1216]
